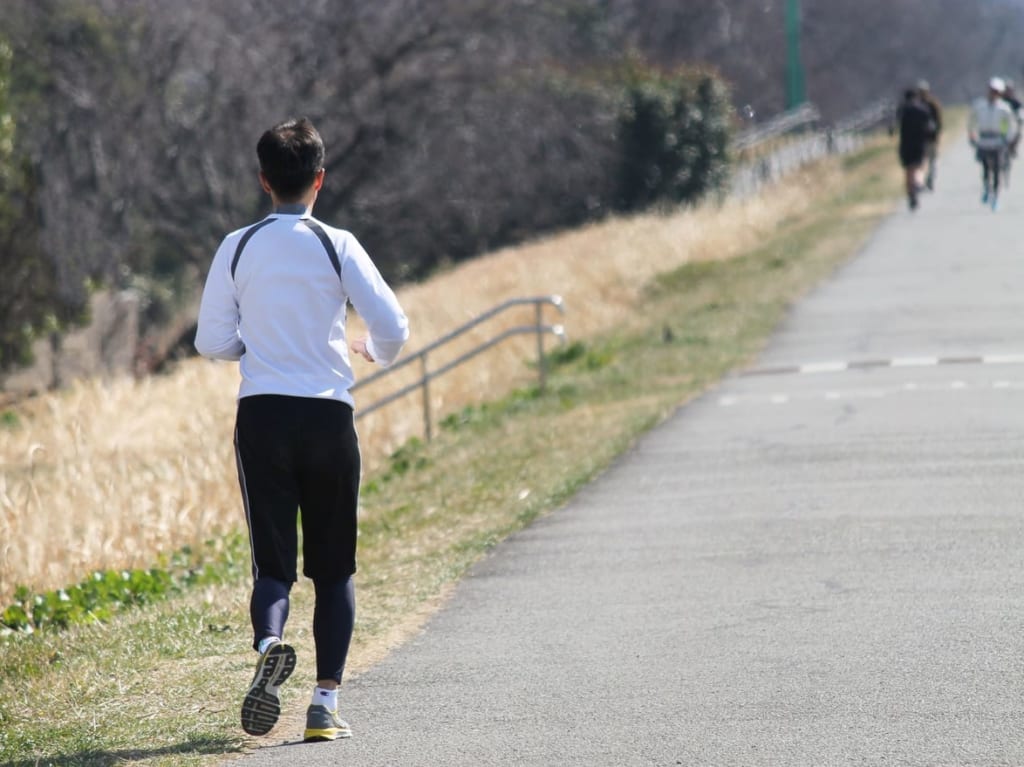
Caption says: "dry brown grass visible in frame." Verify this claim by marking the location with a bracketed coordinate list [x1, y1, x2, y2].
[0, 162, 833, 606]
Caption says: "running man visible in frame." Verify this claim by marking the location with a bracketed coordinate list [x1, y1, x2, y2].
[897, 87, 933, 211]
[195, 117, 409, 742]
[968, 77, 1018, 210]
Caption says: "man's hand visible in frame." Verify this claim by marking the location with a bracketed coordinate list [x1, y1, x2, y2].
[351, 338, 374, 362]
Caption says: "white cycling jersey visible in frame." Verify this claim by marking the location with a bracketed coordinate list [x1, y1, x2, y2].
[969, 97, 1018, 150]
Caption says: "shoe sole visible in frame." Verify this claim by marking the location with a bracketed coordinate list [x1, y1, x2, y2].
[241, 643, 297, 736]
[303, 727, 353, 742]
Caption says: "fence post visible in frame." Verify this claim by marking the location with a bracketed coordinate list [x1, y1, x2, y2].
[535, 301, 547, 391]
[420, 354, 432, 441]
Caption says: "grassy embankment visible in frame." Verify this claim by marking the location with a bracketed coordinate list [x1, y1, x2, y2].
[0, 133, 903, 766]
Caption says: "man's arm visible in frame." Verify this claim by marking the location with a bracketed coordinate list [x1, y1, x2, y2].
[194, 240, 245, 360]
[341, 237, 409, 367]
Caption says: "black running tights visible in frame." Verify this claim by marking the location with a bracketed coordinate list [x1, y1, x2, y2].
[251, 574, 356, 683]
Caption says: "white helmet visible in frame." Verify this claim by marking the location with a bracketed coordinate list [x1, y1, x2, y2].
[990, 76, 1007, 93]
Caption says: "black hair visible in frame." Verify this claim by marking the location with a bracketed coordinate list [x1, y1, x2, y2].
[256, 117, 325, 201]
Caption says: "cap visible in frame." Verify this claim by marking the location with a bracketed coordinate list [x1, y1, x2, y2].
[990, 76, 1006, 92]
[916, 79, 930, 92]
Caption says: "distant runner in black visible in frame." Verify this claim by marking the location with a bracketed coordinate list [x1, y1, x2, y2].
[897, 88, 933, 211]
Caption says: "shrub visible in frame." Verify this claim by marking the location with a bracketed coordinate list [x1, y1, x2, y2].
[614, 59, 732, 211]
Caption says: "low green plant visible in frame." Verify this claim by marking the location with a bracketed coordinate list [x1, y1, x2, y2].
[544, 340, 614, 372]
[0, 534, 249, 638]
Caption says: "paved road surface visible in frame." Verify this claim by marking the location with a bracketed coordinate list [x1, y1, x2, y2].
[231, 138, 1024, 766]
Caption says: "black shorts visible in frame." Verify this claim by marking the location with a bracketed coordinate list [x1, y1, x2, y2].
[234, 394, 361, 582]
[899, 142, 926, 168]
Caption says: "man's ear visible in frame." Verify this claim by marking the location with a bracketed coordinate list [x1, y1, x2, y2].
[258, 171, 273, 194]
[313, 168, 326, 191]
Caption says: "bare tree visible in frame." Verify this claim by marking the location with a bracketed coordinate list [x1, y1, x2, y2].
[8, 0, 1023, 382]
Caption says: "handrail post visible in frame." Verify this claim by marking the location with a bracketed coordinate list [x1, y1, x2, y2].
[535, 301, 546, 391]
[420, 354, 432, 441]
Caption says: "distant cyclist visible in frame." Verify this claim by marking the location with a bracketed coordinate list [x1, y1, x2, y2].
[916, 80, 942, 190]
[897, 87, 933, 211]
[968, 77, 1018, 210]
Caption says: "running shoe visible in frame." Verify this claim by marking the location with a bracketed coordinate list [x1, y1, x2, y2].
[240, 641, 297, 736]
[304, 704, 353, 741]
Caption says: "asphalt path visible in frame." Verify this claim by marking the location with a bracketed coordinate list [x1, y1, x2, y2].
[231, 136, 1024, 766]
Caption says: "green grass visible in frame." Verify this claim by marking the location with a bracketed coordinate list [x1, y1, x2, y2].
[1, 535, 252, 637]
[0, 136, 900, 767]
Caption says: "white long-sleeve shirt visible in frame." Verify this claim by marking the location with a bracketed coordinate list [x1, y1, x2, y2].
[969, 97, 1019, 149]
[195, 211, 409, 406]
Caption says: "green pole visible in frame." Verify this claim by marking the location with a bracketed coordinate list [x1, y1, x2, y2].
[785, 0, 806, 108]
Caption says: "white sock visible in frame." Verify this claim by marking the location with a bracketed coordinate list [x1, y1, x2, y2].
[257, 636, 280, 655]
[312, 686, 338, 711]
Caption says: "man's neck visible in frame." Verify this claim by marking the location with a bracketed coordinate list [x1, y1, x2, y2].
[272, 202, 309, 215]
[270, 186, 318, 215]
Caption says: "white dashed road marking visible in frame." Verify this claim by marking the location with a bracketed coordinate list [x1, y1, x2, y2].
[741, 353, 1024, 379]
[720, 354, 1024, 407]
[891, 356, 940, 368]
[718, 379, 1024, 407]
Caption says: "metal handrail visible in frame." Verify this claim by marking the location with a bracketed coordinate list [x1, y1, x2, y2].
[351, 295, 566, 440]
[831, 97, 894, 135]
[729, 98, 894, 199]
[733, 102, 822, 152]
